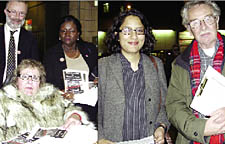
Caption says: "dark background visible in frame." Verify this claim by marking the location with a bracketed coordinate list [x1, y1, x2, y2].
[99, 1, 225, 32]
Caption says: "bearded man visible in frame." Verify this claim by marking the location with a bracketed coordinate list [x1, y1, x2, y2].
[0, 0, 40, 88]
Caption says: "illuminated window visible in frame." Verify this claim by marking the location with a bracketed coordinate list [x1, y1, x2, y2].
[120, 6, 124, 12]
[103, 3, 109, 13]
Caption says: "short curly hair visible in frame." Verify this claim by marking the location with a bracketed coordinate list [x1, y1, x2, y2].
[105, 8, 156, 55]
[11, 59, 46, 87]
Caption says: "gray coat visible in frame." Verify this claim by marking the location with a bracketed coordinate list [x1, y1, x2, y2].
[98, 53, 170, 142]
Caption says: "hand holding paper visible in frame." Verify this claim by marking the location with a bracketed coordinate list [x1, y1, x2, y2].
[190, 66, 225, 116]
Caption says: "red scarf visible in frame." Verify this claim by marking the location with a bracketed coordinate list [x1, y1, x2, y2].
[190, 33, 224, 144]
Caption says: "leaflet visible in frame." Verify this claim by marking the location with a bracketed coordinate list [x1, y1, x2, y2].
[2, 125, 97, 144]
[190, 66, 225, 116]
[116, 135, 154, 144]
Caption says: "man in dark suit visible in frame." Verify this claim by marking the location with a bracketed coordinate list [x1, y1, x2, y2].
[0, 1, 40, 88]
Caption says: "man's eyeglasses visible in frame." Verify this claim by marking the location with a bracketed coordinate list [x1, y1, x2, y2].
[6, 9, 26, 18]
[188, 15, 216, 29]
[119, 27, 145, 35]
[18, 74, 40, 82]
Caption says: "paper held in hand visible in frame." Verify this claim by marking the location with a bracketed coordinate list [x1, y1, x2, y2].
[190, 66, 225, 116]
[116, 135, 154, 144]
[63, 69, 98, 106]
[63, 69, 89, 94]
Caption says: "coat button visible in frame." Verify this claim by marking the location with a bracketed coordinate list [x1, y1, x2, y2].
[149, 121, 152, 124]
[148, 98, 151, 101]
[194, 132, 198, 136]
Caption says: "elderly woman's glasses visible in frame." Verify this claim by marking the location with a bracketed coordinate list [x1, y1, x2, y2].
[188, 15, 216, 29]
[18, 74, 40, 82]
[119, 27, 145, 35]
[6, 9, 26, 18]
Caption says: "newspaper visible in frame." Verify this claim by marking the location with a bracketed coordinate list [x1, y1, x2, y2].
[116, 136, 154, 144]
[63, 69, 89, 94]
[190, 66, 225, 116]
[2, 125, 97, 144]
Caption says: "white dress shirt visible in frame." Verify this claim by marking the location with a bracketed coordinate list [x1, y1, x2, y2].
[3, 23, 21, 82]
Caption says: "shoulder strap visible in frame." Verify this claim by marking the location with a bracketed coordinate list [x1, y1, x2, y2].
[149, 56, 161, 113]
[149, 56, 158, 72]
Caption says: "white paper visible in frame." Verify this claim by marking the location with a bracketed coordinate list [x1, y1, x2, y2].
[190, 66, 225, 116]
[116, 135, 154, 144]
[63, 69, 89, 94]
[33, 125, 97, 144]
[73, 85, 98, 107]
[2, 125, 97, 144]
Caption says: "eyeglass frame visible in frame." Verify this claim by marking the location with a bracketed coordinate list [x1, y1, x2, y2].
[118, 26, 145, 36]
[188, 14, 217, 29]
[6, 9, 26, 18]
[18, 74, 40, 82]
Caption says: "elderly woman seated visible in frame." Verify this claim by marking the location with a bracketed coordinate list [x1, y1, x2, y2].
[0, 59, 94, 142]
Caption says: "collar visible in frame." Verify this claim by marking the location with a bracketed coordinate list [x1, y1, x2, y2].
[5, 23, 21, 33]
[3, 83, 60, 103]
[175, 33, 225, 71]
[120, 53, 143, 70]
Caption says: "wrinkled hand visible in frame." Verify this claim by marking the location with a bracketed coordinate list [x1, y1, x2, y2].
[96, 139, 114, 144]
[154, 126, 165, 144]
[63, 114, 82, 130]
[204, 107, 225, 136]
[61, 90, 74, 100]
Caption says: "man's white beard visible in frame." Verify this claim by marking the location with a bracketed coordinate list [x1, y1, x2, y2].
[6, 15, 25, 30]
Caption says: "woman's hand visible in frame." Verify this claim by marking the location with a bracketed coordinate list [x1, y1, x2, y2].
[165, 132, 173, 144]
[63, 113, 82, 130]
[93, 77, 98, 85]
[95, 139, 114, 144]
[61, 90, 74, 100]
[154, 126, 165, 144]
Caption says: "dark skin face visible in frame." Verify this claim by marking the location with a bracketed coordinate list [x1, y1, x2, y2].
[59, 21, 80, 49]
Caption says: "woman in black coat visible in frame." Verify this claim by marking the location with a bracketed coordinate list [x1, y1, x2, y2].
[43, 15, 98, 125]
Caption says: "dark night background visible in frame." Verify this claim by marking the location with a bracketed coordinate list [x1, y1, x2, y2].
[99, 1, 225, 32]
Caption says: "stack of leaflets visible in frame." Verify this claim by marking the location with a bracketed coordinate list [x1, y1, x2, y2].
[63, 69, 89, 94]
[63, 69, 98, 106]
[2, 125, 97, 144]
[2, 127, 67, 144]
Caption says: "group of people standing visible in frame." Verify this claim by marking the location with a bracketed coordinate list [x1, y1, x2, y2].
[0, 0, 97, 142]
[1, 0, 225, 144]
[99, 0, 225, 144]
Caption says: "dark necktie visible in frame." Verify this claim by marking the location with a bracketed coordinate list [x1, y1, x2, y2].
[6, 30, 17, 79]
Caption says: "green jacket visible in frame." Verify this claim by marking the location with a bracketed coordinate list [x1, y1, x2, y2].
[166, 35, 225, 144]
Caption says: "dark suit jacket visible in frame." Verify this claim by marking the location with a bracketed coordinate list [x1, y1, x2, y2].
[43, 41, 98, 90]
[0, 26, 40, 88]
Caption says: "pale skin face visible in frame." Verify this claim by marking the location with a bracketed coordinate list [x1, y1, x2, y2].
[4, 1, 27, 30]
[119, 15, 145, 57]
[187, 4, 219, 49]
[16, 68, 40, 96]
